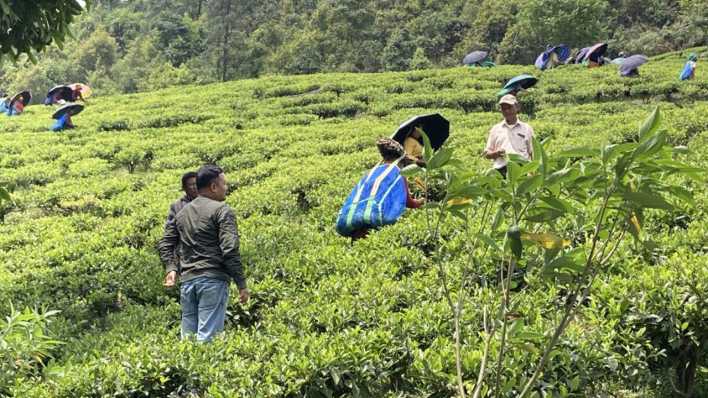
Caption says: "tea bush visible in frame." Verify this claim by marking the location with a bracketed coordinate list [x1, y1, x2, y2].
[0, 48, 705, 397]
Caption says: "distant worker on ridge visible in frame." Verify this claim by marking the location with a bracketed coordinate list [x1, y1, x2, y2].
[680, 53, 698, 81]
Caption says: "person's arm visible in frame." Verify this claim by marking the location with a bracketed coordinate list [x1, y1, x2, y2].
[403, 178, 423, 209]
[165, 203, 177, 227]
[157, 216, 180, 287]
[482, 129, 504, 159]
[216, 205, 249, 303]
[527, 125, 535, 160]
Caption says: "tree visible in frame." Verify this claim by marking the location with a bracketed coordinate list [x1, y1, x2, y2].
[206, 0, 269, 80]
[0, 0, 90, 61]
[381, 28, 416, 71]
[410, 47, 433, 69]
[454, 0, 519, 63]
[154, 14, 206, 67]
[498, 0, 609, 64]
[111, 35, 162, 93]
[77, 29, 118, 73]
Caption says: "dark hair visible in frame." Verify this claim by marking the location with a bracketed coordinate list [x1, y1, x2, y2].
[376, 138, 404, 161]
[196, 165, 223, 190]
[181, 171, 197, 188]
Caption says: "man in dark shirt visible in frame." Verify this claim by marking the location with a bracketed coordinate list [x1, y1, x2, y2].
[158, 165, 249, 342]
[166, 171, 198, 225]
[163, 171, 198, 274]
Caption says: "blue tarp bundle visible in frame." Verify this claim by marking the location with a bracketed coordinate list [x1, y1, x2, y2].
[1, 101, 18, 116]
[679, 61, 695, 80]
[535, 45, 570, 70]
[51, 114, 71, 132]
[336, 161, 407, 237]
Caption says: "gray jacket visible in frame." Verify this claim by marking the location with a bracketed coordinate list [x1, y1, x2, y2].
[158, 196, 247, 289]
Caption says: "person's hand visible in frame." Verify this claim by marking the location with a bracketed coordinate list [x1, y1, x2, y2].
[239, 288, 250, 304]
[493, 149, 506, 159]
[163, 271, 177, 287]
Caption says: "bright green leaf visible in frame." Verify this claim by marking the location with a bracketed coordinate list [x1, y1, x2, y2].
[638, 106, 661, 143]
[428, 147, 453, 170]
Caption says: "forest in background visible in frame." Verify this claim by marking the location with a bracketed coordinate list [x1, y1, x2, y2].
[0, 0, 705, 99]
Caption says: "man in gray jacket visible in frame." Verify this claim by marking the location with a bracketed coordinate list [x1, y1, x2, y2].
[159, 165, 249, 342]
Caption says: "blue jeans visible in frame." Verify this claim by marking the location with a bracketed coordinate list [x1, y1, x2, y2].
[180, 276, 229, 342]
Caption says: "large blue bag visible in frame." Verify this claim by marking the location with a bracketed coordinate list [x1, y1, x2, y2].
[51, 114, 70, 132]
[679, 62, 694, 81]
[336, 160, 407, 237]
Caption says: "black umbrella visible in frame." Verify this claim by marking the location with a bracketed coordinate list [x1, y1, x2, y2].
[620, 55, 648, 76]
[46, 85, 73, 104]
[8, 90, 31, 107]
[52, 103, 84, 119]
[392, 113, 450, 151]
[463, 51, 488, 65]
[584, 42, 608, 63]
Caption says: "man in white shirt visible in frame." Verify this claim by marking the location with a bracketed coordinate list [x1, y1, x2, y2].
[482, 94, 534, 178]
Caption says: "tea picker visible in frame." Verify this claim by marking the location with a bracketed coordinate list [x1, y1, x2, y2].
[583, 42, 609, 67]
[497, 74, 538, 97]
[51, 103, 84, 132]
[391, 113, 450, 167]
[45, 85, 73, 105]
[619, 55, 648, 77]
[463, 50, 495, 68]
[1, 90, 31, 116]
[679, 53, 698, 81]
[44, 83, 91, 105]
[336, 138, 424, 241]
[535, 44, 570, 70]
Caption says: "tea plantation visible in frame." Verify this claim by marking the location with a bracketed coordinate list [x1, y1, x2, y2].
[0, 48, 706, 397]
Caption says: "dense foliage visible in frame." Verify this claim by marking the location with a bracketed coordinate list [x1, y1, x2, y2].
[1, 0, 706, 98]
[0, 49, 706, 397]
[0, 0, 88, 61]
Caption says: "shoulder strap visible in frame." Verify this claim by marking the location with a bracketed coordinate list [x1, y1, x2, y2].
[363, 157, 404, 221]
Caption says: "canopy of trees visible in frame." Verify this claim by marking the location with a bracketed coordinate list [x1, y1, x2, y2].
[1, 0, 705, 98]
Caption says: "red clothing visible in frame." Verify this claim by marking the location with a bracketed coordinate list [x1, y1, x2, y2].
[403, 178, 422, 209]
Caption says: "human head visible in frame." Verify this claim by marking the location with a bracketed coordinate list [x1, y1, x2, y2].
[408, 126, 422, 139]
[376, 138, 405, 162]
[196, 165, 227, 202]
[181, 171, 198, 199]
[688, 53, 697, 62]
[498, 94, 519, 124]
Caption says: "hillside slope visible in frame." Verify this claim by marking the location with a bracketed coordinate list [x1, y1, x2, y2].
[0, 49, 706, 397]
